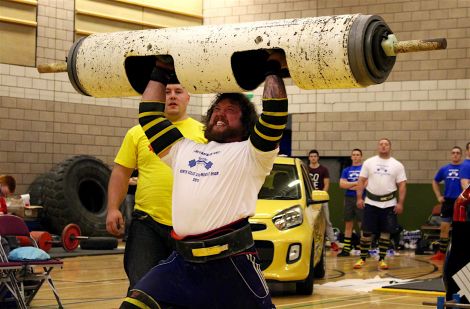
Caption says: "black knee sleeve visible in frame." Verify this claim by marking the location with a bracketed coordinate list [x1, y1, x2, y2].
[121, 290, 187, 309]
[121, 290, 160, 309]
[120, 301, 140, 309]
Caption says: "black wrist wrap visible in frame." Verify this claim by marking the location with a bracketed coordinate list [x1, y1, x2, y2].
[150, 67, 179, 85]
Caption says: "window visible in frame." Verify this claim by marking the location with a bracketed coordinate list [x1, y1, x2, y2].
[75, 0, 203, 39]
[0, 0, 37, 66]
[258, 164, 301, 200]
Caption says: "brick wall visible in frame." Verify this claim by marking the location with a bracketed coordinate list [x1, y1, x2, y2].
[0, 96, 135, 188]
[36, 0, 74, 66]
[0, 89, 203, 193]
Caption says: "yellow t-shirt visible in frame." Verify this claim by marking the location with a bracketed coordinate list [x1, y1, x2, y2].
[114, 118, 206, 226]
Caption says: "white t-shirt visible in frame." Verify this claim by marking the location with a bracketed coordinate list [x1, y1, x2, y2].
[360, 155, 407, 208]
[162, 138, 278, 237]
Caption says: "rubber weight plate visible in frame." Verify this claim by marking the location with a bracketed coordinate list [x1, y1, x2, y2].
[62, 223, 81, 252]
[30, 231, 53, 252]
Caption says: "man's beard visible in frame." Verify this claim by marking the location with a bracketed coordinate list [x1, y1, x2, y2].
[205, 123, 245, 143]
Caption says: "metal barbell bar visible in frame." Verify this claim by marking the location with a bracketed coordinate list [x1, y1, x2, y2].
[25, 224, 116, 252]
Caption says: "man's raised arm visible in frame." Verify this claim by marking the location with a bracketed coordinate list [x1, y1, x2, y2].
[138, 60, 183, 158]
[250, 52, 288, 152]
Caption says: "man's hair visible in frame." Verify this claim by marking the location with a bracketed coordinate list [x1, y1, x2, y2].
[466, 142, 470, 151]
[203, 93, 258, 141]
[452, 146, 462, 153]
[309, 149, 319, 156]
[378, 138, 391, 146]
[0, 175, 16, 194]
[352, 148, 362, 155]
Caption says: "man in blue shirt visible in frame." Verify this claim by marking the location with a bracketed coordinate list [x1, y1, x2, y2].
[338, 149, 364, 256]
[431, 146, 462, 260]
[460, 142, 470, 190]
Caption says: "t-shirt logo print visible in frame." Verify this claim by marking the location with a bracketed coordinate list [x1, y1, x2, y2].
[188, 158, 213, 170]
[350, 171, 360, 180]
[448, 169, 459, 179]
[375, 166, 389, 175]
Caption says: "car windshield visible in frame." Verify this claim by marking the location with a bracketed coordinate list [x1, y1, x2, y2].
[258, 163, 301, 200]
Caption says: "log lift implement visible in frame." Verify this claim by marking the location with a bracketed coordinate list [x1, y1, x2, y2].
[37, 14, 446, 96]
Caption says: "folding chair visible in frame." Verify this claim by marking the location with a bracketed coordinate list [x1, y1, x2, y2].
[0, 260, 27, 308]
[0, 214, 64, 308]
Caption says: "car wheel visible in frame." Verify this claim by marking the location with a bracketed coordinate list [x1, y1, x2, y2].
[295, 244, 315, 295]
[314, 244, 326, 278]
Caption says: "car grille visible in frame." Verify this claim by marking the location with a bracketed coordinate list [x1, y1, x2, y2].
[250, 223, 267, 231]
[254, 240, 274, 270]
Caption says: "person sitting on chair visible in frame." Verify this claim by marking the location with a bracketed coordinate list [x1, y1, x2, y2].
[0, 175, 16, 215]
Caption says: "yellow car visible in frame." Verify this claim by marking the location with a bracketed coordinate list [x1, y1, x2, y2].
[250, 156, 327, 295]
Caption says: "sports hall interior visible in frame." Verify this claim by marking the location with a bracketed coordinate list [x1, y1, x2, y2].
[1, 0, 469, 308]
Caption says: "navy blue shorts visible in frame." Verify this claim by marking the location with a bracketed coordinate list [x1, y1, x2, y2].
[440, 198, 456, 222]
[361, 204, 398, 234]
[131, 249, 275, 309]
[344, 196, 363, 222]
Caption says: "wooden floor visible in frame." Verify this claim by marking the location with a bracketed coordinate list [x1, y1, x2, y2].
[30, 245, 445, 308]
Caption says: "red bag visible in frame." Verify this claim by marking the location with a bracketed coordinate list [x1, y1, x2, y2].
[0, 196, 7, 215]
[453, 185, 470, 222]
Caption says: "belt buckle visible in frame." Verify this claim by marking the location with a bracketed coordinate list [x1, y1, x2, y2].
[192, 244, 229, 257]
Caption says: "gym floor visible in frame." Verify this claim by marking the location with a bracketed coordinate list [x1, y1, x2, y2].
[30, 245, 444, 308]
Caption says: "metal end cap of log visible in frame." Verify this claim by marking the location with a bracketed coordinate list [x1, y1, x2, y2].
[348, 15, 397, 87]
[67, 37, 90, 96]
[349, 15, 447, 87]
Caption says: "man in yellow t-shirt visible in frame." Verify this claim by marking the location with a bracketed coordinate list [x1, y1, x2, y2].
[106, 83, 206, 289]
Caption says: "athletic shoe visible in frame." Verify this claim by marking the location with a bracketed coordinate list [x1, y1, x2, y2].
[330, 242, 340, 251]
[378, 260, 389, 270]
[430, 251, 446, 261]
[337, 250, 350, 257]
[353, 259, 365, 269]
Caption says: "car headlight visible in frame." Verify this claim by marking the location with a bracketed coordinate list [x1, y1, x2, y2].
[272, 205, 303, 230]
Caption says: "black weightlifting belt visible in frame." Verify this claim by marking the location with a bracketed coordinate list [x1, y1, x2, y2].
[366, 190, 397, 202]
[175, 223, 254, 263]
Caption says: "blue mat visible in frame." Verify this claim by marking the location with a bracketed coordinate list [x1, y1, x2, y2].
[48, 246, 124, 258]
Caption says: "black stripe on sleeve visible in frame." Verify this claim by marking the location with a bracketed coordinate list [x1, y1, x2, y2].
[149, 127, 183, 155]
[250, 132, 278, 152]
[144, 119, 174, 141]
[138, 101, 183, 156]
[139, 102, 165, 114]
[250, 98, 288, 152]
[255, 121, 285, 140]
[262, 98, 288, 112]
[259, 113, 288, 126]
[139, 101, 165, 127]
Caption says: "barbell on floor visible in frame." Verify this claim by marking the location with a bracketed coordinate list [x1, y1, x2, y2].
[18, 223, 118, 252]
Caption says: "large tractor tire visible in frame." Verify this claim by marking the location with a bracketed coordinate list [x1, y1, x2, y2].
[41, 155, 111, 236]
[28, 172, 51, 206]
